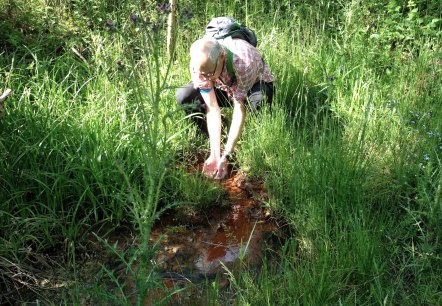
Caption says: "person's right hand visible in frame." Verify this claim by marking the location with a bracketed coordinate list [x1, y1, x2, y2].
[203, 155, 228, 180]
[214, 156, 228, 180]
[203, 155, 219, 178]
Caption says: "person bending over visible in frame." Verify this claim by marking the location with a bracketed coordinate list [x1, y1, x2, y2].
[176, 37, 274, 179]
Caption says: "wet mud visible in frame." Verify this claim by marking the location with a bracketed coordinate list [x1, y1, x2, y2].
[141, 168, 278, 304]
[152, 169, 275, 273]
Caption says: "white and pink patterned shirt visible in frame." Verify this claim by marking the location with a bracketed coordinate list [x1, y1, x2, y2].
[191, 39, 274, 104]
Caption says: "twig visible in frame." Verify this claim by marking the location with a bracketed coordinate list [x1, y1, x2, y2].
[71, 47, 89, 66]
[0, 88, 12, 118]
[0, 256, 70, 291]
[0, 88, 13, 103]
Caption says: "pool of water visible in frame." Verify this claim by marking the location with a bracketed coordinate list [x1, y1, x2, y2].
[150, 169, 276, 279]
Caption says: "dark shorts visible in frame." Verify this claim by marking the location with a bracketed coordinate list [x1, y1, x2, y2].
[175, 81, 274, 114]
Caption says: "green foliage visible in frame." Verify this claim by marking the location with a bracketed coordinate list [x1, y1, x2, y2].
[0, 0, 441, 304]
[367, 0, 441, 53]
[164, 167, 225, 215]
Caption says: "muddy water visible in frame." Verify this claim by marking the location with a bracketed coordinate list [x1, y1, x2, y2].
[149, 168, 276, 289]
[87, 167, 278, 304]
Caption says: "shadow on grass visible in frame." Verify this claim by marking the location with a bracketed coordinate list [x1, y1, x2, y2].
[276, 64, 343, 141]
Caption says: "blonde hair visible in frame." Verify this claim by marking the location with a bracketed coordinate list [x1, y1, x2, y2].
[190, 37, 223, 66]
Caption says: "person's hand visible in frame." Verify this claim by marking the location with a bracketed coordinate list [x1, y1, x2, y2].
[203, 155, 218, 178]
[214, 157, 228, 180]
[203, 155, 228, 180]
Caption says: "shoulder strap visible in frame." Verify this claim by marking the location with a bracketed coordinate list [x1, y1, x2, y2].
[226, 48, 236, 84]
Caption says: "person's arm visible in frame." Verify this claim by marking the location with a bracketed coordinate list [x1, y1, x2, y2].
[223, 101, 245, 158]
[200, 87, 223, 177]
[213, 100, 245, 180]
[220, 45, 252, 158]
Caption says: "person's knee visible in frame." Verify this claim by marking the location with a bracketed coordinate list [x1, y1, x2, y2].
[175, 86, 189, 107]
[247, 82, 274, 111]
[176, 84, 206, 114]
[247, 91, 265, 111]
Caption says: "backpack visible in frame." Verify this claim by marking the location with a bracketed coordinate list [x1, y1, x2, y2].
[204, 17, 257, 84]
[204, 16, 258, 47]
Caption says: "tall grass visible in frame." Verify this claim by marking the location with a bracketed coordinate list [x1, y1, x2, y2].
[0, 2, 185, 302]
[1, 0, 441, 304]
[211, 1, 441, 304]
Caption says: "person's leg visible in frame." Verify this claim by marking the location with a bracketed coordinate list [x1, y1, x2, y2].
[175, 82, 208, 133]
[175, 83, 207, 112]
[213, 88, 233, 130]
[246, 82, 274, 111]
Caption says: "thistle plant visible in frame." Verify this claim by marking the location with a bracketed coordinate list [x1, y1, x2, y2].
[104, 4, 180, 302]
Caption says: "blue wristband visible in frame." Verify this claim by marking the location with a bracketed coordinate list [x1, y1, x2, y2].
[200, 88, 212, 94]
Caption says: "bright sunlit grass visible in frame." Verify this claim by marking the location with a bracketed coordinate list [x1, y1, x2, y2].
[0, 0, 440, 304]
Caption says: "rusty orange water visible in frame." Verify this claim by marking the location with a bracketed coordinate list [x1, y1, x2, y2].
[149, 167, 276, 277]
[122, 166, 278, 305]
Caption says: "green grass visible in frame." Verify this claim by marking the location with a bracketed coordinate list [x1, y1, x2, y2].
[1, 0, 441, 304]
